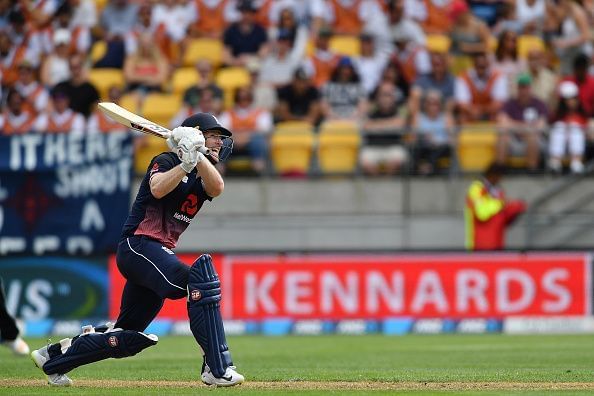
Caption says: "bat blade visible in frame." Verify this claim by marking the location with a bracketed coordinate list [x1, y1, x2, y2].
[98, 102, 172, 139]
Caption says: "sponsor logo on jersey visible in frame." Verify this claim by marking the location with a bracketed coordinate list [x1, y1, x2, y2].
[173, 212, 192, 223]
[190, 289, 202, 301]
[108, 336, 118, 347]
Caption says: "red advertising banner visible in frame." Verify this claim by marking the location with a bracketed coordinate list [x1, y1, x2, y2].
[109, 253, 591, 320]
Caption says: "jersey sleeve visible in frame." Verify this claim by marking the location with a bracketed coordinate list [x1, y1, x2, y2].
[149, 153, 177, 178]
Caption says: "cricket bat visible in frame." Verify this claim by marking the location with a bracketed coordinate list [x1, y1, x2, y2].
[98, 102, 210, 155]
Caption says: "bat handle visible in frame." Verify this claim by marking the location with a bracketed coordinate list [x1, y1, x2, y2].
[198, 146, 211, 155]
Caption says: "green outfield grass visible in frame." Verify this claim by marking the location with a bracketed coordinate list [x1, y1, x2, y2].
[1, 334, 594, 395]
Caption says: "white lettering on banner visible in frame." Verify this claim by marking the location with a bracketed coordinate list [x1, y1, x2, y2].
[68, 133, 85, 166]
[496, 270, 535, 313]
[411, 271, 449, 313]
[66, 236, 93, 255]
[6, 280, 21, 316]
[284, 271, 313, 314]
[245, 272, 278, 314]
[366, 271, 404, 313]
[22, 134, 43, 170]
[321, 271, 359, 314]
[456, 270, 489, 313]
[54, 159, 131, 198]
[86, 133, 107, 162]
[43, 134, 67, 166]
[9, 137, 21, 170]
[0, 206, 3, 232]
[33, 236, 60, 255]
[0, 238, 26, 254]
[21, 279, 52, 319]
[80, 200, 105, 231]
[542, 269, 571, 312]
[106, 133, 129, 159]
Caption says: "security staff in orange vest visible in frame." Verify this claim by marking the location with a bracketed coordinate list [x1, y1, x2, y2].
[465, 163, 526, 250]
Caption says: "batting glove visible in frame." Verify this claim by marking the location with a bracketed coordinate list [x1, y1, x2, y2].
[177, 137, 203, 173]
[171, 126, 205, 149]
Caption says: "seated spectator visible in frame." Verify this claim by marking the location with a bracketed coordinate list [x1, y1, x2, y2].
[182, 59, 224, 113]
[449, 0, 491, 57]
[13, 60, 49, 115]
[492, 30, 522, 91]
[455, 51, 508, 122]
[219, 86, 273, 174]
[40, 29, 72, 87]
[492, 2, 523, 37]
[354, 31, 391, 95]
[222, 0, 268, 67]
[34, 88, 85, 135]
[54, 55, 100, 118]
[152, 0, 197, 47]
[41, 2, 91, 57]
[418, 0, 453, 35]
[496, 74, 548, 172]
[302, 26, 340, 88]
[69, 0, 98, 30]
[191, 0, 237, 38]
[258, 24, 308, 88]
[513, 48, 558, 110]
[274, 68, 322, 125]
[123, 32, 169, 95]
[322, 57, 368, 121]
[360, 81, 407, 176]
[550, 0, 591, 76]
[390, 26, 430, 86]
[8, 9, 43, 68]
[171, 86, 221, 128]
[87, 86, 129, 134]
[515, 0, 547, 35]
[267, 6, 298, 43]
[95, 0, 139, 68]
[260, 0, 308, 31]
[549, 81, 587, 174]
[309, 0, 389, 37]
[388, 0, 426, 46]
[372, 61, 409, 108]
[409, 51, 455, 115]
[124, 3, 172, 63]
[562, 53, 594, 117]
[411, 89, 454, 175]
[0, 90, 37, 135]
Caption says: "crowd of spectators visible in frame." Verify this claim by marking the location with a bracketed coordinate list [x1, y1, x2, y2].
[2, 0, 594, 177]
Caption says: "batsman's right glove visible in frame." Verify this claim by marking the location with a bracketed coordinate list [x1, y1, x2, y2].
[177, 137, 204, 173]
[171, 126, 205, 149]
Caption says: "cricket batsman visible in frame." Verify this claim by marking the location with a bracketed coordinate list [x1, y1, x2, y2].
[31, 113, 244, 387]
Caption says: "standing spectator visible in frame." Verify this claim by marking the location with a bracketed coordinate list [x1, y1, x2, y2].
[222, 0, 268, 67]
[549, 80, 587, 173]
[123, 32, 169, 96]
[562, 53, 594, 116]
[360, 81, 407, 176]
[40, 29, 72, 87]
[182, 59, 224, 114]
[219, 86, 273, 174]
[54, 55, 100, 118]
[409, 51, 455, 115]
[0, 90, 37, 135]
[411, 89, 454, 175]
[13, 60, 49, 115]
[321, 57, 368, 121]
[550, 0, 592, 76]
[465, 163, 526, 251]
[302, 26, 340, 88]
[514, 48, 558, 110]
[258, 24, 308, 88]
[171, 86, 221, 128]
[95, 0, 139, 68]
[87, 86, 129, 134]
[496, 74, 548, 172]
[274, 68, 322, 125]
[455, 51, 508, 122]
[34, 88, 85, 134]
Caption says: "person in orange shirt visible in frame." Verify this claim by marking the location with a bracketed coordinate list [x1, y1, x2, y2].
[465, 163, 526, 251]
[302, 26, 340, 88]
[0, 90, 37, 135]
[33, 88, 85, 135]
[87, 86, 129, 134]
[219, 85, 272, 174]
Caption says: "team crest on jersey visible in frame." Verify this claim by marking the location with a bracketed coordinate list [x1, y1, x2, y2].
[150, 162, 159, 176]
[108, 336, 118, 347]
[190, 290, 202, 301]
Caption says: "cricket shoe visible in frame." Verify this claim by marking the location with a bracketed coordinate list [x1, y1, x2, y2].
[31, 346, 73, 386]
[201, 364, 244, 387]
[2, 337, 30, 356]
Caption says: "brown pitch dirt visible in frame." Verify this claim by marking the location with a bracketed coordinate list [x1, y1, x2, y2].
[2, 379, 594, 390]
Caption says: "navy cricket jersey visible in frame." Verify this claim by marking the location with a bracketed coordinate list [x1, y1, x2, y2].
[121, 152, 212, 248]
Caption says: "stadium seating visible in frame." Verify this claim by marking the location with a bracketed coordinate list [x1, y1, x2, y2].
[425, 34, 451, 53]
[270, 122, 316, 176]
[171, 67, 199, 97]
[134, 136, 168, 175]
[517, 35, 545, 59]
[88, 68, 125, 100]
[456, 123, 497, 172]
[90, 40, 107, 64]
[141, 93, 182, 127]
[317, 120, 361, 174]
[215, 67, 251, 109]
[118, 93, 140, 113]
[183, 38, 224, 67]
[329, 35, 361, 57]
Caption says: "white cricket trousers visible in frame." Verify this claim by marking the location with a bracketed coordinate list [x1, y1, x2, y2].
[549, 122, 585, 158]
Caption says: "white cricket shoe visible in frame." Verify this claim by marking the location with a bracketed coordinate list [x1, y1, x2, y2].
[201, 364, 244, 387]
[31, 346, 73, 386]
[2, 337, 30, 356]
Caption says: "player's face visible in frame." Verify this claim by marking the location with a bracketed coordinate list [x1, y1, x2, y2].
[204, 130, 224, 161]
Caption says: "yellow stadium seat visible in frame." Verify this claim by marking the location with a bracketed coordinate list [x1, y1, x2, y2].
[118, 93, 140, 113]
[426, 34, 451, 53]
[171, 67, 199, 96]
[275, 121, 314, 134]
[215, 67, 251, 109]
[183, 38, 224, 67]
[141, 93, 182, 128]
[329, 35, 361, 57]
[451, 55, 472, 76]
[134, 136, 168, 175]
[88, 68, 125, 100]
[517, 35, 545, 59]
[318, 121, 361, 174]
[270, 125, 315, 175]
[457, 123, 497, 172]
[90, 40, 107, 64]
[94, 0, 108, 13]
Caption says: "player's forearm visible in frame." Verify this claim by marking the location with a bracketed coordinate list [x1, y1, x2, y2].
[149, 166, 187, 199]
[197, 159, 224, 197]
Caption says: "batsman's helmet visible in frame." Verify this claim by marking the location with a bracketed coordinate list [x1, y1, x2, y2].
[182, 113, 233, 162]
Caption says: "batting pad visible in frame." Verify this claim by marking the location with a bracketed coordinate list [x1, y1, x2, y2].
[42, 330, 158, 375]
[187, 254, 233, 378]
